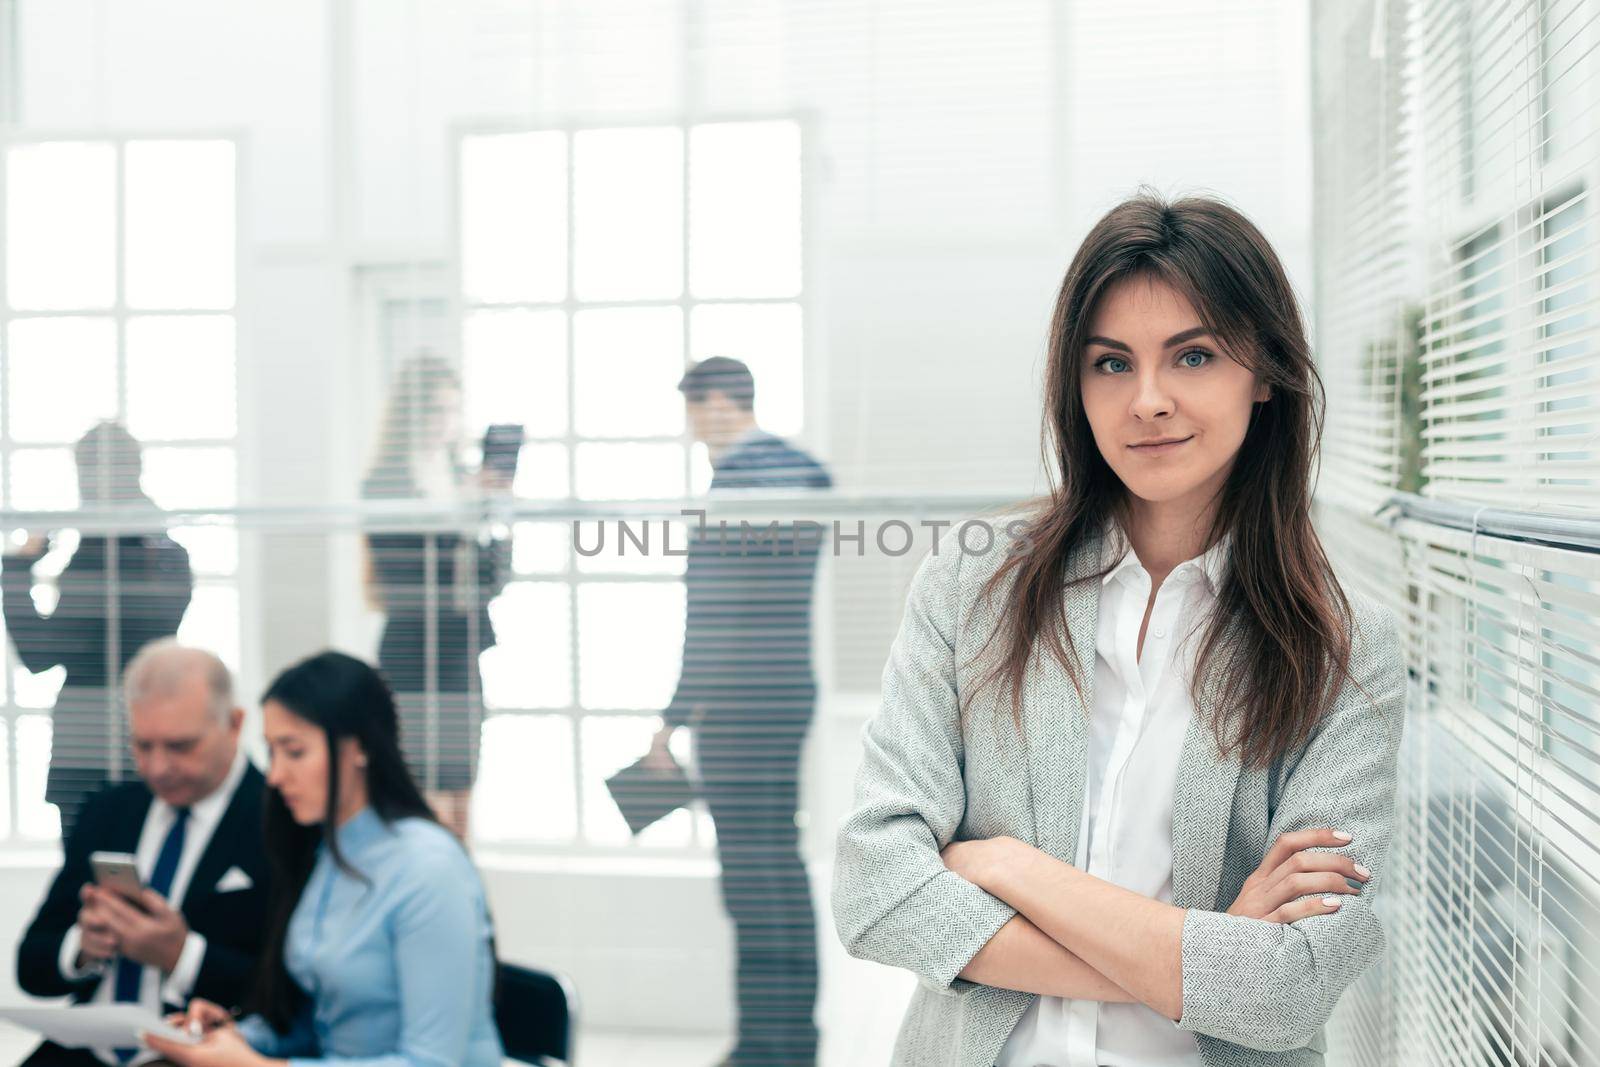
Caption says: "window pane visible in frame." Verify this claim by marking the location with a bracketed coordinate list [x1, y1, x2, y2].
[463, 309, 568, 439]
[512, 522, 569, 575]
[573, 307, 684, 437]
[689, 121, 802, 298]
[473, 714, 576, 842]
[5, 142, 116, 310]
[575, 520, 688, 576]
[12, 664, 64, 711]
[690, 441, 713, 495]
[575, 442, 685, 500]
[574, 127, 683, 300]
[170, 525, 239, 576]
[577, 581, 685, 709]
[126, 316, 237, 440]
[690, 303, 804, 435]
[15, 714, 59, 840]
[514, 443, 571, 500]
[176, 584, 240, 671]
[461, 132, 568, 305]
[580, 714, 695, 847]
[10, 449, 79, 511]
[125, 141, 236, 310]
[481, 582, 572, 709]
[143, 447, 237, 509]
[7, 317, 117, 443]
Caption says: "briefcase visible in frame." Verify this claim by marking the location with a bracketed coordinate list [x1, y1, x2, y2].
[604, 754, 696, 835]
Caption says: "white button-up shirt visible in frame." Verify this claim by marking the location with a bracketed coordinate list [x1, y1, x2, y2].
[998, 528, 1230, 1067]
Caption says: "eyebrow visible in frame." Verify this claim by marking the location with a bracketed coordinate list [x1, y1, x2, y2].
[1086, 326, 1211, 353]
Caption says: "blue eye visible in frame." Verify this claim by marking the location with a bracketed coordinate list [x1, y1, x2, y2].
[1095, 356, 1131, 374]
[1179, 349, 1211, 369]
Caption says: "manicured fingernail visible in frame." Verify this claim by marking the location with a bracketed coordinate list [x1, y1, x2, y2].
[1354, 862, 1371, 878]
[1345, 877, 1363, 890]
[1322, 896, 1342, 907]
[1332, 830, 1353, 841]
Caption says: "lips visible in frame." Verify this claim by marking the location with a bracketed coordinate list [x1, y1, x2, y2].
[1128, 434, 1194, 452]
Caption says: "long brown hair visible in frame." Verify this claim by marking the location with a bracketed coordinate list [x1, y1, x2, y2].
[973, 191, 1353, 770]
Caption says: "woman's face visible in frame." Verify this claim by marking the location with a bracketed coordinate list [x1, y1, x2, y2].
[418, 382, 463, 452]
[262, 700, 368, 826]
[1079, 275, 1269, 512]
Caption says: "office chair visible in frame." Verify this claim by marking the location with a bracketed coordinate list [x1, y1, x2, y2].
[495, 961, 579, 1066]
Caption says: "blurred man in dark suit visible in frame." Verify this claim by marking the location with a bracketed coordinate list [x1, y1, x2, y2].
[646, 357, 832, 1067]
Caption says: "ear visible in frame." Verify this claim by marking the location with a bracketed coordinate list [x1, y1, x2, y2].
[338, 736, 369, 770]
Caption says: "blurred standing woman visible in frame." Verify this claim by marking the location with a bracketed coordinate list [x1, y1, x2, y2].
[361, 354, 509, 839]
[145, 651, 503, 1067]
[832, 194, 1409, 1066]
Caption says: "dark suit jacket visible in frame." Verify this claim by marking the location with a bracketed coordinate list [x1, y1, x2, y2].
[664, 431, 832, 734]
[16, 765, 270, 1010]
[1, 532, 193, 810]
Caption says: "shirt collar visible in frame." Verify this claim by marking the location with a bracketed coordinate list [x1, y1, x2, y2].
[1099, 523, 1232, 594]
[329, 805, 389, 856]
[152, 748, 248, 830]
[723, 425, 766, 457]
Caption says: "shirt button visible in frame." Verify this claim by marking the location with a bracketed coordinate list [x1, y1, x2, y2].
[1154, 626, 1167, 638]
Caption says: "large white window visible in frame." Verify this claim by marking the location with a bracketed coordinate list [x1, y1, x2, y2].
[0, 138, 240, 843]
[457, 119, 806, 851]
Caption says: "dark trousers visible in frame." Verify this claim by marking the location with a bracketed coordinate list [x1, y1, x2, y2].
[19, 1042, 106, 1067]
[698, 718, 819, 1067]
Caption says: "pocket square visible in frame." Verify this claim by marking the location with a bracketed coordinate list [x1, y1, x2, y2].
[214, 866, 254, 893]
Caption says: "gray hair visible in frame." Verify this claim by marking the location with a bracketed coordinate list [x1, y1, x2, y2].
[122, 639, 235, 722]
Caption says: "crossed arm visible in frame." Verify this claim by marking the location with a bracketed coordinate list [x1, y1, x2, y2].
[936, 827, 1369, 1018]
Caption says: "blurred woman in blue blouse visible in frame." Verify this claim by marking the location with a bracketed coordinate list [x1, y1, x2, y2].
[144, 651, 503, 1067]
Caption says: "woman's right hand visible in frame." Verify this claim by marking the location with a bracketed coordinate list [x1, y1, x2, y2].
[1226, 828, 1371, 923]
[165, 998, 236, 1039]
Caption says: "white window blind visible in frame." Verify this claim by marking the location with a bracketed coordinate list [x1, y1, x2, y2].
[1313, 0, 1600, 1063]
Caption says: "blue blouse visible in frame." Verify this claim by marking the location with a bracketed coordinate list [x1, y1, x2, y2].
[238, 808, 503, 1067]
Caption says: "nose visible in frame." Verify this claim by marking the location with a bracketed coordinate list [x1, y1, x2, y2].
[266, 758, 286, 789]
[1129, 368, 1175, 421]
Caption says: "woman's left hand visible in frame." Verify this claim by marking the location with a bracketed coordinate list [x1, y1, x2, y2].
[941, 836, 1023, 891]
[142, 1023, 277, 1067]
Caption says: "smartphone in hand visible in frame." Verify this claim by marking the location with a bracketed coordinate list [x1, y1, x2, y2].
[89, 851, 145, 903]
[481, 423, 525, 483]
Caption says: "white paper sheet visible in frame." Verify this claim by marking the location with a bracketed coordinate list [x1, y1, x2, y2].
[0, 1004, 199, 1050]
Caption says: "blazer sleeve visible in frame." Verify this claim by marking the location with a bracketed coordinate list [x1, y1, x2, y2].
[1176, 600, 1408, 1052]
[1, 549, 68, 674]
[16, 790, 113, 998]
[830, 545, 1017, 993]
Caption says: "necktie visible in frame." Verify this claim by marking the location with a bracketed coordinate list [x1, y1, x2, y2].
[113, 807, 189, 1060]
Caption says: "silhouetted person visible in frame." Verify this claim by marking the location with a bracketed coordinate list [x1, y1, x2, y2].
[2, 422, 192, 838]
[645, 357, 832, 1067]
[361, 354, 510, 839]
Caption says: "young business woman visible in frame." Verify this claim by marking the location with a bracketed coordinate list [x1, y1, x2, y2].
[832, 194, 1407, 1066]
[144, 652, 503, 1067]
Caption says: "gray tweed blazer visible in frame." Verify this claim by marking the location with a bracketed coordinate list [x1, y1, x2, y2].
[831, 525, 1407, 1066]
